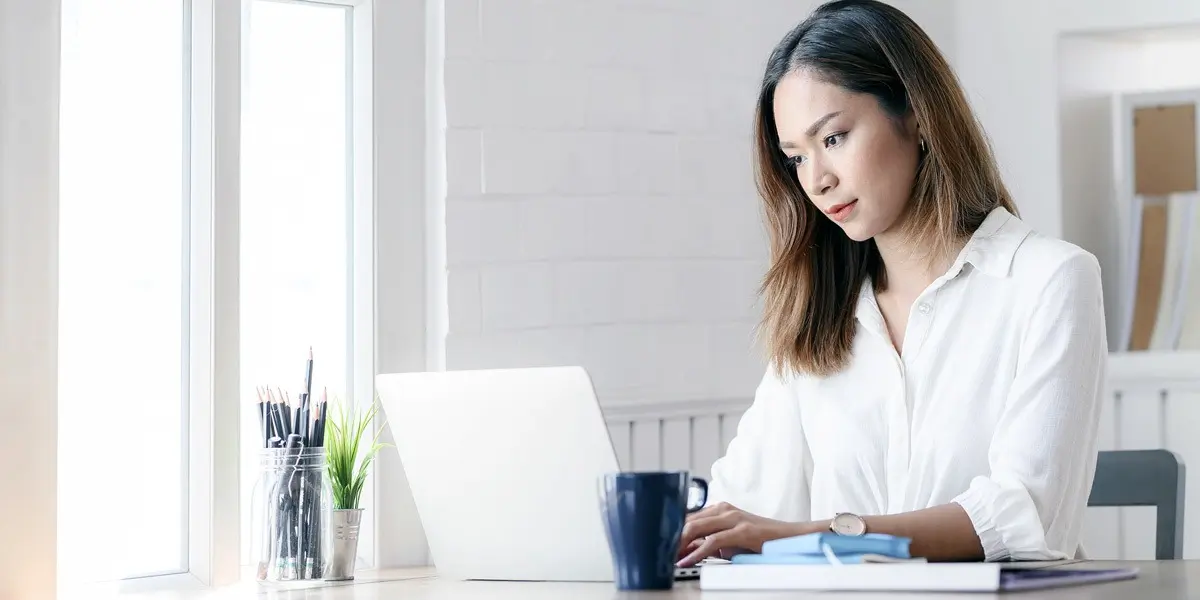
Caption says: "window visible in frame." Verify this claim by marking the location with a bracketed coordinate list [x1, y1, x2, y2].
[239, 0, 374, 566]
[58, 0, 188, 583]
[58, 0, 376, 588]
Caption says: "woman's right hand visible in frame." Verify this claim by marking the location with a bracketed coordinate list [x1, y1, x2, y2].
[676, 502, 813, 566]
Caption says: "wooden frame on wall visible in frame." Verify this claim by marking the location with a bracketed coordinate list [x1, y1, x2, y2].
[1116, 90, 1200, 352]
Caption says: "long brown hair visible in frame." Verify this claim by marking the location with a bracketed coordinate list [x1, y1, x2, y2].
[755, 0, 1017, 379]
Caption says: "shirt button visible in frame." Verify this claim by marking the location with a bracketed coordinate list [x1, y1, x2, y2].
[918, 302, 932, 314]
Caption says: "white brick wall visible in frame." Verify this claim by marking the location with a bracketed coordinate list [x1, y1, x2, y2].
[436, 0, 956, 405]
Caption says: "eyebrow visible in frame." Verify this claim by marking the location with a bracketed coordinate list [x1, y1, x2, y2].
[779, 110, 843, 149]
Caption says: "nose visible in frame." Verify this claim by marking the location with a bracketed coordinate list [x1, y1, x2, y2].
[807, 164, 837, 197]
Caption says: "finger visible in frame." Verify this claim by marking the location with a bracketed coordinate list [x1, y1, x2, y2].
[678, 530, 736, 567]
[680, 512, 739, 549]
[686, 501, 734, 522]
[686, 504, 739, 537]
[676, 538, 702, 560]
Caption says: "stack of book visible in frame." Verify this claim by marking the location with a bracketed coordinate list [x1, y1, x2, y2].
[699, 532, 1139, 592]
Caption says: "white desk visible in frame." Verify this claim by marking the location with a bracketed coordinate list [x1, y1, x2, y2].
[85, 561, 1199, 599]
[249, 561, 1194, 599]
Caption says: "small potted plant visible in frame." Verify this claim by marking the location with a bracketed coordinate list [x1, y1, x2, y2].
[324, 395, 389, 581]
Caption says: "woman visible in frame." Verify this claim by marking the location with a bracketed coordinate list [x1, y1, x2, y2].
[677, 0, 1106, 566]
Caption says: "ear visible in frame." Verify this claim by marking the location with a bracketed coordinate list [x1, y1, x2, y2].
[905, 111, 920, 139]
[904, 113, 927, 154]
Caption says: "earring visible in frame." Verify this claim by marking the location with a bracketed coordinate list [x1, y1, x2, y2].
[919, 138, 927, 153]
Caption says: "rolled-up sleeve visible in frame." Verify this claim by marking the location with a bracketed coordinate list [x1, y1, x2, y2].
[951, 251, 1107, 561]
[707, 368, 813, 523]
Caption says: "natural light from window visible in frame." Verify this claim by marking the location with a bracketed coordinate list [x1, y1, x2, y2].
[58, 0, 187, 583]
[239, 0, 352, 564]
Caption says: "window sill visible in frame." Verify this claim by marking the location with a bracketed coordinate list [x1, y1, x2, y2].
[61, 567, 437, 598]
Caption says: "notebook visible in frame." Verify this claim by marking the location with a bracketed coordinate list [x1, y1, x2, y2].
[731, 531, 918, 566]
[699, 562, 1139, 592]
[704, 532, 1137, 592]
[731, 553, 924, 565]
[759, 532, 911, 557]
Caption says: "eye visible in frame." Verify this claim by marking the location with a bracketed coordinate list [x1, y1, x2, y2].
[787, 154, 806, 168]
[824, 132, 847, 148]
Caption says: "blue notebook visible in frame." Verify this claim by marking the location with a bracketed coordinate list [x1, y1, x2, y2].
[759, 532, 911, 558]
[731, 552, 920, 565]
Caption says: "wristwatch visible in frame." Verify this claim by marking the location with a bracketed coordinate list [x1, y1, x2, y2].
[829, 512, 867, 536]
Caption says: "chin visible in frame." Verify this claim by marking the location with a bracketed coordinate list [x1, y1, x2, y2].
[835, 220, 877, 242]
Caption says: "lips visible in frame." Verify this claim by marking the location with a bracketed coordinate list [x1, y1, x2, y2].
[824, 199, 857, 222]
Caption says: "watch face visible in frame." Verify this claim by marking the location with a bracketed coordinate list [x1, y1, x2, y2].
[831, 512, 866, 536]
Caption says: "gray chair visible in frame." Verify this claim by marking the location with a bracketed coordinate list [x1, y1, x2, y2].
[1087, 449, 1186, 559]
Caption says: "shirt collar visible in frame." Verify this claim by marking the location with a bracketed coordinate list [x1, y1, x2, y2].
[956, 206, 1031, 278]
[853, 206, 1030, 326]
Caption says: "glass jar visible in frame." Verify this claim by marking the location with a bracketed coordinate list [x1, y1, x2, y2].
[250, 445, 334, 582]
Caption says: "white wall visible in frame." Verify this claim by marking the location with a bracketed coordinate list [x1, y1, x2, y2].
[0, 0, 59, 597]
[1132, 38, 1200, 91]
[1057, 32, 1200, 350]
[373, 0, 436, 569]
[1057, 36, 1137, 351]
[955, 1, 1200, 240]
[433, 0, 957, 409]
[438, 0, 785, 408]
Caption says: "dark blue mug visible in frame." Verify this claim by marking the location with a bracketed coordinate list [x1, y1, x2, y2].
[598, 471, 709, 590]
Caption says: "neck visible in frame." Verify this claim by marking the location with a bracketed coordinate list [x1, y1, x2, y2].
[873, 228, 962, 296]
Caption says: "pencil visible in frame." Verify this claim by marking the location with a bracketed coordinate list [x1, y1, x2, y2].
[277, 388, 292, 438]
[268, 391, 288, 439]
[313, 401, 322, 447]
[256, 387, 269, 448]
[304, 346, 314, 399]
[285, 433, 303, 574]
[315, 387, 328, 447]
[299, 393, 310, 445]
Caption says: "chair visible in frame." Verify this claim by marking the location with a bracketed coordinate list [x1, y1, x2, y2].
[1087, 449, 1186, 559]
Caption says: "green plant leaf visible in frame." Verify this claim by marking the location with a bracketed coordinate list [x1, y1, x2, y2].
[324, 394, 392, 510]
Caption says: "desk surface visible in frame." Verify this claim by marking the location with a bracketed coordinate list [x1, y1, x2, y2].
[89, 561, 1200, 599]
[257, 561, 1199, 599]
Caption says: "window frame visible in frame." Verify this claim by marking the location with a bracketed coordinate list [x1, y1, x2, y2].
[56, 0, 194, 585]
[94, 0, 239, 590]
[348, 0, 381, 568]
[234, 0, 379, 570]
[57, 0, 239, 591]
[59, 0, 396, 592]
[177, 0, 242, 588]
[72, 0, 377, 592]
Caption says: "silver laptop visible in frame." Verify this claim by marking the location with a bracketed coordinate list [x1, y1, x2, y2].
[376, 366, 703, 582]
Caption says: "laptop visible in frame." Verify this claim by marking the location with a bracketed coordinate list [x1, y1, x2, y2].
[376, 366, 705, 582]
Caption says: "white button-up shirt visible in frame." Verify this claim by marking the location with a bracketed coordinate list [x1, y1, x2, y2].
[707, 207, 1107, 561]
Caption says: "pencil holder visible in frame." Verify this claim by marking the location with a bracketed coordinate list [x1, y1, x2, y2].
[250, 446, 334, 583]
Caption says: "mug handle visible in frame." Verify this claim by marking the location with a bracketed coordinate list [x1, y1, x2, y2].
[687, 477, 709, 513]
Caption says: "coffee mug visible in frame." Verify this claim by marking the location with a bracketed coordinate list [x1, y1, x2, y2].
[597, 471, 709, 590]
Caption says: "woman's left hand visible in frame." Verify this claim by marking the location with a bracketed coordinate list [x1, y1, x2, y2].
[676, 502, 812, 567]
